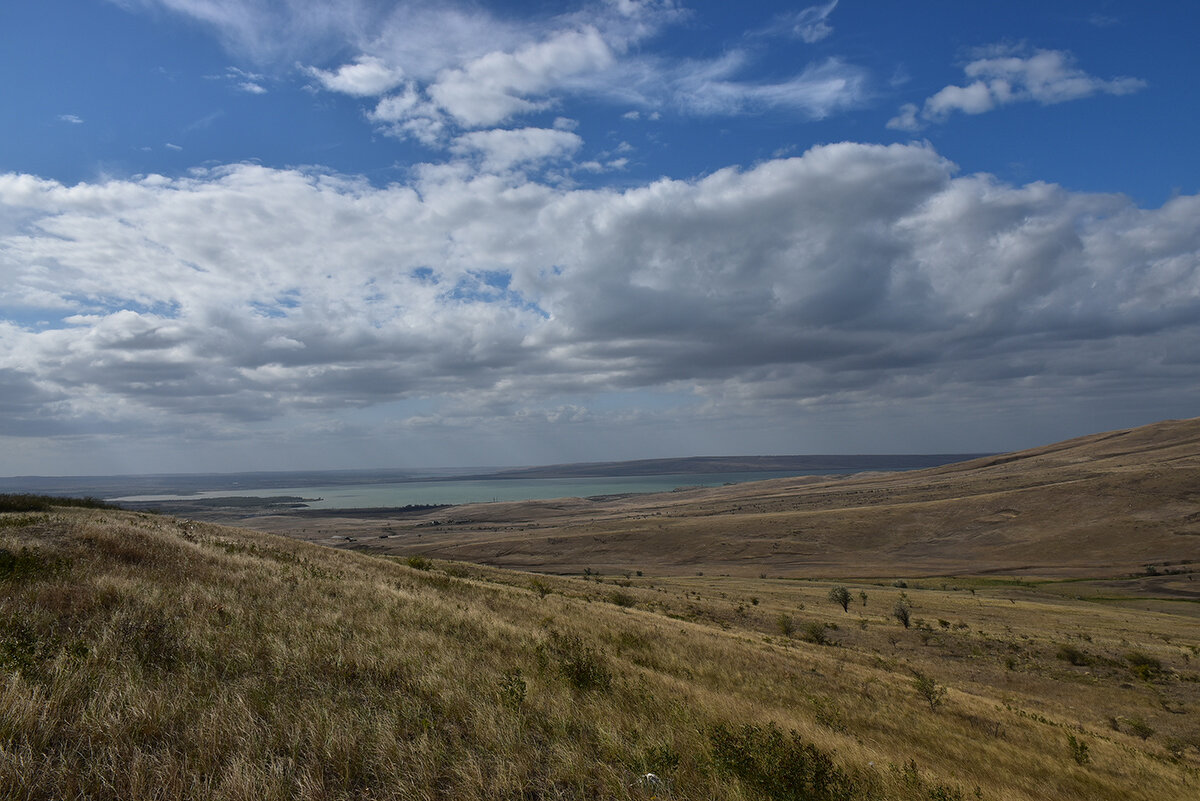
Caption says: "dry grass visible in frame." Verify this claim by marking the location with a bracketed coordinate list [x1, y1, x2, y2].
[2, 505, 1198, 800]
[242, 417, 1200, 579]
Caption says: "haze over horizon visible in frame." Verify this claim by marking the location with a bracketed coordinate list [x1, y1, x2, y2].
[2, 1, 1199, 476]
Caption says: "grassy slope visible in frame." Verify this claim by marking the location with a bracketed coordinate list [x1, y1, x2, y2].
[2, 505, 1199, 800]
[250, 417, 1200, 578]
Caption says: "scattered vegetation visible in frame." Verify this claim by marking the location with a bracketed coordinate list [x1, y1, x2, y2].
[0, 506, 1195, 800]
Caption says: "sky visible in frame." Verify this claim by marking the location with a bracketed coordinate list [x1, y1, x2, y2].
[2, 0, 1199, 476]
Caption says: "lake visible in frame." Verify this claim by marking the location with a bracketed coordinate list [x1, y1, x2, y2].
[111, 470, 844, 509]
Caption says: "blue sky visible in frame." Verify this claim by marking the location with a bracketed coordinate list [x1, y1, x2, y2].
[1, 0, 1199, 475]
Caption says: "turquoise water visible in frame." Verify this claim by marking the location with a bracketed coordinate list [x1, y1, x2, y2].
[112, 470, 839, 509]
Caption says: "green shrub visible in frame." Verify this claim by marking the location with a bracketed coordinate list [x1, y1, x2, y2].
[405, 555, 432, 571]
[1125, 651, 1163, 681]
[827, 586, 851, 612]
[893, 602, 911, 628]
[498, 669, 527, 710]
[912, 670, 947, 711]
[1067, 733, 1091, 765]
[0, 546, 66, 582]
[708, 722, 855, 801]
[542, 631, 612, 692]
[802, 621, 830, 646]
[777, 613, 795, 638]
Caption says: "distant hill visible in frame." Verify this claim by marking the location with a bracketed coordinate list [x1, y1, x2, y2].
[248, 417, 1200, 579]
[477, 453, 987, 479]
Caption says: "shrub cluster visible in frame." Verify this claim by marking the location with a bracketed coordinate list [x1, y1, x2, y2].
[541, 631, 612, 693]
[708, 722, 856, 801]
[0, 494, 117, 512]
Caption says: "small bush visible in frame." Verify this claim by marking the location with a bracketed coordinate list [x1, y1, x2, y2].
[708, 722, 855, 801]
[1067, 733, 1091, 765]
[912, 670, 947, 711]
[802, 622, 830, 646]
[498, 669, 527, 710]
[777, 613, 795, 638]
[542, 631, 612, 693]
[1123, 717, 1155, 740]
[405, 555, 432, 571]
[893, 602, 911, 629]
[608, 590, 635, 608]
[529, 578, 552, 598]
[0, 546, 66, 582]
[892, 760, 964, 800]
[1125, 651, 1163, 681]
[1056, 644, 1093, 666]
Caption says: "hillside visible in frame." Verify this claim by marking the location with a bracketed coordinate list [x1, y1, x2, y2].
[2, 501, 1199, 800]
[241, 417, 1200, 580]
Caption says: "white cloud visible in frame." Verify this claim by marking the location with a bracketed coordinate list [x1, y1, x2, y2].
[787, 1, 840, 44]
[58, 114, 84, 125]
[427, 26, 616, 128]
[891, 47, 1146, 129]
[450, 127, 583, 171]
[3, 143, 1199, 455]
[238, 80, 267, 94]
[674, 56, 867, 118]
[165, 143, 183, 151]
[305, 55, 405, 97]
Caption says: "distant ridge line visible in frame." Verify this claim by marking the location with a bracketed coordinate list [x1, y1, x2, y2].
[476, 454, 990, 480]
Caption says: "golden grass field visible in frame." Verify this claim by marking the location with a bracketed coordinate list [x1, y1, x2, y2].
[2, 418, 1199, 799]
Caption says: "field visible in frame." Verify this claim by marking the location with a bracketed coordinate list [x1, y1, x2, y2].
[2, 418, 1200, 799]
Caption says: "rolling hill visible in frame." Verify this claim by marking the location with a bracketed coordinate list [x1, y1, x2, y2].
[242, 417, 1200, 581]
[1, 495, 1198, 800]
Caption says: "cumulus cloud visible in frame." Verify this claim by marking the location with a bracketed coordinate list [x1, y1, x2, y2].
[305, 55, 406, 96]
[3, 143, 1199, 451]
[117, 1, 869, 150]
[450, 127, 583, 171]
[889, 47, 1145, 130]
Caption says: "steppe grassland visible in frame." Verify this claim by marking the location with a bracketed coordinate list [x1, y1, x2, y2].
[1, 505, 1198, 800]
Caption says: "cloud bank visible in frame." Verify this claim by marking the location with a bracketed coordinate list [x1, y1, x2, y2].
[3, 142, 1198, 457]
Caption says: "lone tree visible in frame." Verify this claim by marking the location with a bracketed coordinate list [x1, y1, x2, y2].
[893, 601, 911, 628]
[912, 670, 947, 711]
[827, 585, 852, 612]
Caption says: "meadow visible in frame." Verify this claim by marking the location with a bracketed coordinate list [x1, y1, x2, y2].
[2, 496, 1197, 800]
